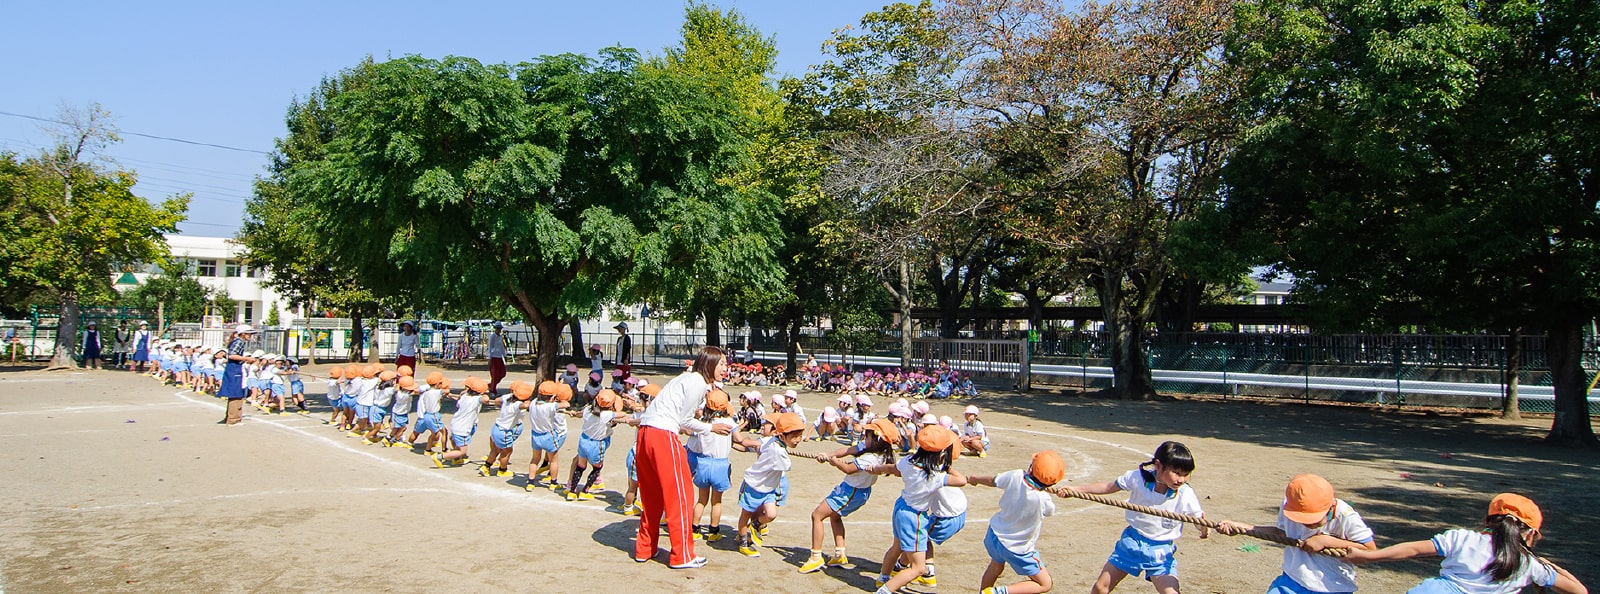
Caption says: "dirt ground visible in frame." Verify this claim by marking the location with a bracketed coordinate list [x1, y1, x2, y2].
[0, 362, 1595, 593]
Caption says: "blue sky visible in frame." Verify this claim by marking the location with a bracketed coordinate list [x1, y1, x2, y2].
[0, 1, 882, 236]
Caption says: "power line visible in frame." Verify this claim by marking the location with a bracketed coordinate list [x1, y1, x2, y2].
[0, 110, 269, 155]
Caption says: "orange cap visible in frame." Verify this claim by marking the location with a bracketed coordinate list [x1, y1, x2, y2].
[425, 371, 444, 386]
[555, 383, 573, 403]
[1029, 451, 1066, 487]
[344, 364, 359, 379]
[436, 378, 451, 391]
[704, 388, 730, 414]
[765, 412, 805, 435]
[639, 383, 662, 397]
[378, 370, 398, 382]
[328, 367, 344, 379]
[1489, 493, 1542, 531]
[361, 365, 379, 379]
[867, 418, 900, 445]
[916, 426, 955, 453]
[596, 389, 619, 410]
[397, 376, 417, 390]
[537, 380, 561, 397]
[464, 376, 489, 394]
[511, 381, 534, 401]
[397, 365, 413, 377]
[1283, 474, 1336, 524]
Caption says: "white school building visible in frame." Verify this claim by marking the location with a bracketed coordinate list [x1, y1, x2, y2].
[115, 234, 300, 327]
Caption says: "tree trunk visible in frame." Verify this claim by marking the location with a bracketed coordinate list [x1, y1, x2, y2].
[1022, 289, 1046, 335]
[532, 316, 561, 382]
[785, 315, 801, 380]
[570, 321, 585, 365]
[1095, 272, 1157, 400]
[1502, 327, 1521, 420]
[1544, 320, 1597, 446]
[899, 259, 913, 370]
[47, 293, 80, 370]
[350, 310, 365, 362]
[704, 306, 722, 348]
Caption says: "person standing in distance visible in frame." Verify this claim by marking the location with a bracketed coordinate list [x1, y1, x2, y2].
[487, 322, 507, 395]
[396, 320, 420, 371]
[614, 322, 633, 378]
[218, 325, 258, 425]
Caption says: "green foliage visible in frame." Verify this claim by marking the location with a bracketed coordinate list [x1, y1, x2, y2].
[117, 265, 232, 323]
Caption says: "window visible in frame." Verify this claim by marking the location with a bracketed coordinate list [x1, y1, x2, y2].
[225, 260, 242, 277]
[196, 259, 217, 277]
[247, 267, 260, 278]
[240, 302, 255, 324]
[1263, 295, 1281, 305]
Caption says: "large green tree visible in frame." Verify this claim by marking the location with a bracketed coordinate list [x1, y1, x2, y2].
[1219, 0, 1599, 444]
[276, 50, 775, 379]
[0, 104, 187, 368]
[117, 264, 234, 323]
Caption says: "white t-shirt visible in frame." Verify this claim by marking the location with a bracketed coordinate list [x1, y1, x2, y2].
[742, 436, 791, 493]
[687, 417, 738, 458]
[895, 456, 948, 512]
[340, 379, 358, 398]
[325, 379, 342, 404]
[638, 372, 710, 433]
[493, 395, 522, 430]
[417, 388, 443, 415]
[1279, 499, 1373, 592]
[355, 378, 378, 406]
[486, 333, 506, 358]
[988, 470, 1056, 554]
[1429, 528, 1557, 594]
[581, 409, 616, 440]
[450, 394, 484, 435]
[391, 388, 415, 415]
[373, 385, 395, 408]
[842, 450, 884, 489]
[789, 402, 807, 423]
[1114, 469, 1204, 541]
[933, 484, 968, 518]
[525, 401, 563, 434]
[396, 332, 419, 357]
[963, 420, 986, 439]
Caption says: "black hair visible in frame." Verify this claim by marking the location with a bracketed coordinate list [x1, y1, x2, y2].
[858, 428, 896, 464]
[907, 446, 951, 478]
[1482, 514, 1541, 581]
[1139, 441, 1196, 484]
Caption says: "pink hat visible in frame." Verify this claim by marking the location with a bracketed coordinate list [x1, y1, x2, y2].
[855, 394, 873, 406]
[612, 369, 624, 377]
[589, 371, 602, 381]
[624, 377, 643, 386]
[566, 363, 578, 373]
[822, 407, 839, 422]
[919, 413, 938, 426]
[837, 394, 852, 405]
[964, 405, 980, 416]
[912, 401, 930, 416]
[939, 415, 955, 430]
[889, 403, 911, 418]
[771, 393, 784, 407]
[743, 391, 760, 401]
[895, 398, 909, 409]
[783, 389, 798, 400]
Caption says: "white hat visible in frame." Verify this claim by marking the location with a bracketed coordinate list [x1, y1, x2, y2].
[770, 393, 784, 407]
[964, 405, 980, 416]
[250, 349, 266, 358]
[912, 401, 930, 416]
[783, 389, 798, 400]
[855, 394, 872, 406]
[919, 413, 938, 426]
[836, 394, 851, 404]
[235, 324, 255, 334]
[138, 321, 149, 327]
[821, 407, 839, 423]
[939, 415, 955, 430]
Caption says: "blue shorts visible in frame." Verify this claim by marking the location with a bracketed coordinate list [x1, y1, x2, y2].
[739, 482, 779, 513]
[175, 363, 190, 373]
[824, 483, 872, 517]
[577, 435, 612, 464]
[290, 380, 304, 395]
[390, 412, 411, 428]
[892, 498, 934, 552]
[626, 447, 637, 481]
[245, 378, 259, 390]
[930, 511, 966, 544]
[491, 424, 523, 449]
[1107, 526, 1177, 579]
[414, 412, 442, 433]
[354, 404, 370, 420]
[269, 383, 285, 396]
[340, 395, 357, 410]
[328, 395, 345, 410]
[985, 527, 1044, 577]
[690, 452, 731, 491]
[1267, 574, 1345, 594]
[452, 425, 476, 448]
[367, 405, 388, 424]
[528, 430, 565, 453]
[1406, 579, 1470, 594]
[778, 475, 789, 507]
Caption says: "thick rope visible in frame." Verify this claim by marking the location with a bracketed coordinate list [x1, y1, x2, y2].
[1053, 488, 1350, 558]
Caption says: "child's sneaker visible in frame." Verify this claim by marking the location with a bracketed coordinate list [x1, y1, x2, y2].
[749, 523, 765, 547]
[565, 491, 579, 501]
[738, 539, 760, 558]
[798, 554, 825, 573]
[429, 453, 444, 469]
[914, 573, 937, 586]
[622, 505, 642, 516]
[825, 554, 849, 567]
[479, 466, 495, 477]
[590, 479, 605, 491]
[704, 526, 723, 542]
[578, 491, 594, 501]
[525, 481, 539, 493]
[692, 525, 705, 541]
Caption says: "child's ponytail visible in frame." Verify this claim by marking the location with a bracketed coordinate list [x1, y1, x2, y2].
[1483, 513, 1539, 581]
[1139, 441, 1196, 484]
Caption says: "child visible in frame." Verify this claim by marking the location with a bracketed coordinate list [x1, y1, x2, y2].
[338, 364, 361, 431]
[386, 375, 418, 446]
[408, 375, 449, 452]
[615, 382, 662, 516]
[870, 425, 967, 594]
[1067, 441, 1207, 594]
[966, 451, 1067, 594]
[732, 412, 806, 558]
[1216, 474, 1377, 594]
[265, 356, 290, 414]
[1341, 493, 1586, 594]
[322, 367, 345, 425]
[815, 407, 840, 442]
[286, 357, 308, 414]
[737, 391, 766, 432]
[582, 371, 604, 408]
[432, 377, 493, 468]
[559, 363, 582, 393]
[481, 380, 531, 478]
[349, 365, 379, 437]
[524, 380, 572, 492]
[687, 388, 740, 540]
[961, 405, 990, 457]
[798, 418, 899, 574]
[363, 370, 398, 443]
[567, 388, 631, 500]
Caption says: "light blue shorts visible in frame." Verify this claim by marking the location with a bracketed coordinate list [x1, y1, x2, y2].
[269, 383, 286, 396]
[689, 452, 731, 491]
[1268, 573, 1345, 594]
[1107, 526, 1177, 579]
[626, 447, 637, 481]
[930, 511, 966, 544]
[577, 435, 612, 464]
[341, 396, 357, 410]
[985, 527, 1044, 577]
[354, 404, 371, 420]
[390, 412, 410, 428]
[367, 405, 388, 424]
[290, 380, 304, 395]
[739, 482, 778, 513]
[414, 412, 442, 433]
[245, 378, 259, 390]
[491, 424, 522, 449]
[452, 425, 476, 448]
[1407, 579, 1470, 594]
[528, 430, 565, 453]
[824, 483, 871, 517]
[778, 475, 789, 506]
[892, 498, 934, 552]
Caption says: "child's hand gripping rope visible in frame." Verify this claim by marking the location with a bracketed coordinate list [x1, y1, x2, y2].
[1047, 486, 1352, 558]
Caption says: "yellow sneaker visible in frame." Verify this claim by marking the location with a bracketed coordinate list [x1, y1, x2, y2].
[739, 542, 761, 558]
[479, 466, 495, 477]
[914, 574, 937, 586]
[429, 453, 444, 469]
[749, 526, 764, 547]
[825, 554, 849, 567]
[704, 527, 723, 542]
[525, 481, 539, 493]
[622, 505, 642, 516]
[578, 492, 595, 501]
[565, 491, 579, 501]
[798, 555, 825, 573]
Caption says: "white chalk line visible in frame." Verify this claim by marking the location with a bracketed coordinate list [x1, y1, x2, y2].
[66, 486, 464, 512]
[986, 424, 1150, 456]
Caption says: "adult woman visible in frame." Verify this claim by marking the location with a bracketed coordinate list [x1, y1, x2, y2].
[218, 324, 257, 425]
[80, 321, 103, 369]
[113, 321, 132, 368]
[129, 321, 152, 372]
[487, 323, 507, 394]
[395, 321, 420, 371]
[633, 346, 730, 569]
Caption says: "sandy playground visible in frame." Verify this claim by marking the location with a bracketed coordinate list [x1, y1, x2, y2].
[0, 363, 1595, 593]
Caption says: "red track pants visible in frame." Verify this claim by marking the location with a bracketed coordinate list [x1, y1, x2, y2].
[634, 425, 696, 565]
[488, 357, 506, 392]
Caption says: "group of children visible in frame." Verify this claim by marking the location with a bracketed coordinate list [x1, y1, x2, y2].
[724, 361, 787, 386]
[143, 353, 1586, 594]
[141, 339, 310, 415]
[799, 361, 980, 400]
